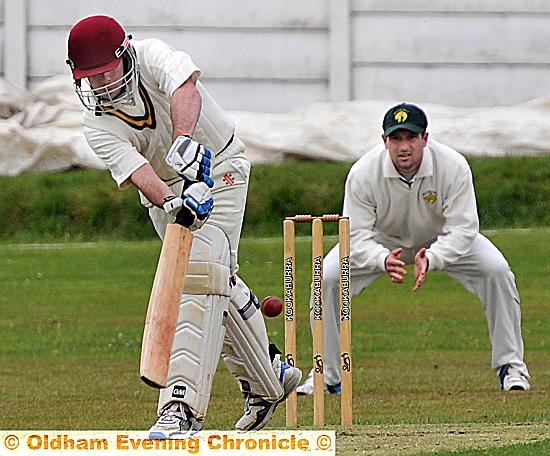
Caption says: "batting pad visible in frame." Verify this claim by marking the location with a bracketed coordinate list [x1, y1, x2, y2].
[157, 224, 231, 420]
[222, 275, 284, 401]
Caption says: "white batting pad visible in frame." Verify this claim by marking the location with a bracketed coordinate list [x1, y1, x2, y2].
[222, 275, 284, 401]
[184, 223, 231, 296]
[157, 224, 231, 420]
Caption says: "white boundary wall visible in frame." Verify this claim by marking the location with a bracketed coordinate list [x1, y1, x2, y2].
[1, 0, 550, 112]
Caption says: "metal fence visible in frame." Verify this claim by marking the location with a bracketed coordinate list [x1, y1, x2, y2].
[2, 0, 550, 112]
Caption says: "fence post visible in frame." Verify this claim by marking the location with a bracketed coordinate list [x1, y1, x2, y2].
[329, 0, 351, 102]
[4, 0, 28, 88]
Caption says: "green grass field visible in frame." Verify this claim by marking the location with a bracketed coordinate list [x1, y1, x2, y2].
[1, 229, 550, 455]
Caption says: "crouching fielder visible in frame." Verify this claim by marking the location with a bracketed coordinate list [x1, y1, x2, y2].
[297, 102, 530, 395]
[66, 15, 300, 436]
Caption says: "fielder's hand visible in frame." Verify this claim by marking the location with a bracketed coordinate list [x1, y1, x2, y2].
[385, 247, 407, 284]
[413, 248, 428, 292]
[165, 135, 214, 188]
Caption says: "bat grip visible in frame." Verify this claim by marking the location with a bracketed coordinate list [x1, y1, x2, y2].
[174, 206, 194, 228]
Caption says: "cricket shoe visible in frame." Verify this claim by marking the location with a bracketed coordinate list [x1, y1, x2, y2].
[235, 359, 302, 431]
[149, 402, 202, 439]
[498, 365, 531, 391]
[296, 369, 341, 395]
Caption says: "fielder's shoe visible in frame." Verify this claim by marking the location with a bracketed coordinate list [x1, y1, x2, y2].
[296, 369, 342, 395]
[149, 402, 202, 439]
[498, 365, 531, 391]
[235, 359, 302, 431]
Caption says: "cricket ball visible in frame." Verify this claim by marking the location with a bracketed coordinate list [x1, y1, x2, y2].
[261, 295, 283, 318]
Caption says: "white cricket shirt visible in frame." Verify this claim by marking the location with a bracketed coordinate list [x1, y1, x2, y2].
[344, 138, 479, 272]
[82, 38, 236, 189]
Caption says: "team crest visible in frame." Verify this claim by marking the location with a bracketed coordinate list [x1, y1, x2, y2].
[394, 109, 408, 123]
[422, 190, 437, 204]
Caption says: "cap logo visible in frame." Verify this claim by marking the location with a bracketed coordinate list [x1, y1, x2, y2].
[394, 109, 408, 123]
[114, 36, 130, 58]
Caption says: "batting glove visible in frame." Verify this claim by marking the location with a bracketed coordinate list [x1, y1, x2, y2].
[162, 182, 213, 231]
[173, 182, 214, 230]
[162, 195, 185, 216]
[165, 135, 214, 188]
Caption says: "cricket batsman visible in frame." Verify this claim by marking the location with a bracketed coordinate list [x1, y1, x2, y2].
[66, 14, 301, 437]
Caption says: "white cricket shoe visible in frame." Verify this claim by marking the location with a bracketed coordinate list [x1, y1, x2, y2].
[235, 358, 302, 431]
[498, 365, 531, 391]
[296, 369, 341, 395]
[149, 402, 202, 439]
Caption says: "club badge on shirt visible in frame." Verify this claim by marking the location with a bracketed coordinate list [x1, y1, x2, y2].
[422, 190, 437, 204]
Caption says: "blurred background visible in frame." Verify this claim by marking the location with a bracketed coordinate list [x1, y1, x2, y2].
[3, 0, 550, 111]
[0, 0, 549, 240]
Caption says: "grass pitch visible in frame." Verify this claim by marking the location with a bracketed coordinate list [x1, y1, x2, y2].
[1, 229, 550, 454]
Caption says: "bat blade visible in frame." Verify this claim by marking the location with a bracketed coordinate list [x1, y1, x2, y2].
[140, 223, 193, 388]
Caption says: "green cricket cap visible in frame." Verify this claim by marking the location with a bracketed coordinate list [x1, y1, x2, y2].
[382, 103, 428, 136]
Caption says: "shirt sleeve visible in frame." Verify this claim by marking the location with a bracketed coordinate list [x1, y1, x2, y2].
[344, 167, 391, 272]
[140, 38, 201, 97]
[84, 127, 148, 189]
[425, 166, 479, 271]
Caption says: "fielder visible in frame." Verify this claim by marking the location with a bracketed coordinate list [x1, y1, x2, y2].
[66, 15, 300, 437]
[297, 102, 530, 394]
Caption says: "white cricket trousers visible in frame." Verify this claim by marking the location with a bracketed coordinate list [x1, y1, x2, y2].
[317, 233, 528, 385]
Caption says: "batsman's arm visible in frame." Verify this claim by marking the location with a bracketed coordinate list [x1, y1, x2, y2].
[166, 79, 214, 189]
[170, 75, 201, 140]
[128, 163, 176, 207]
[129, 163, 213, 235]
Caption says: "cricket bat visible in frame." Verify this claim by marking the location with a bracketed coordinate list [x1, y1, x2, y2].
[140, 223, 193, 388]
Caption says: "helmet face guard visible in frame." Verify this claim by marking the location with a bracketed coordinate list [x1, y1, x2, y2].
[73, 44, 139, 112]
[67, 15, 139, 112]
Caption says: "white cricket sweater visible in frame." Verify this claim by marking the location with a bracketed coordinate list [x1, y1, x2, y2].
[343, 138, 479, 272]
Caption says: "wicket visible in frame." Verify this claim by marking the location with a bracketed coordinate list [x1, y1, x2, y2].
[283, 214, 352, 427]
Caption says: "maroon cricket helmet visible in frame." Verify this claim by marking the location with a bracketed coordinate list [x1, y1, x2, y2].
[67, 15, 128, 80]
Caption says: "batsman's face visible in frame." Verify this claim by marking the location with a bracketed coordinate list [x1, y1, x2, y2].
[383, 130, 428, 175]
[87, 59, 125, 99]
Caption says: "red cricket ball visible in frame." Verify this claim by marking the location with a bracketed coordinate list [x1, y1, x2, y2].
[261, 295, 283, 318]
